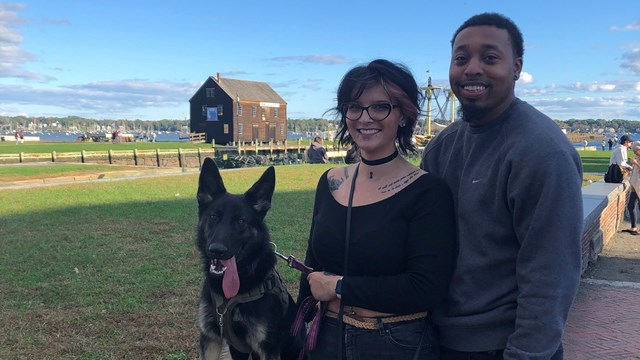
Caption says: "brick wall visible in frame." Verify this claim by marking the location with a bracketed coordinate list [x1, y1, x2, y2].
[581, 181, 629, 274]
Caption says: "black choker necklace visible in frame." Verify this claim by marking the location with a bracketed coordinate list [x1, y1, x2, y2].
[361, 149, 399, 179]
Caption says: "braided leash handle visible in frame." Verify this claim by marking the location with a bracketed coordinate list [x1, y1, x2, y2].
[291, 296, 325, 360]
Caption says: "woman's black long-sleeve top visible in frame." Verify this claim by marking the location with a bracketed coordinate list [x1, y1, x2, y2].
[297, 170, 456, 314]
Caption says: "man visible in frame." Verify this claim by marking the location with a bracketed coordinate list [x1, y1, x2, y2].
[307, 136, 328, 164]
[610, 134, 633, 172]
[421, 13, 583, 359]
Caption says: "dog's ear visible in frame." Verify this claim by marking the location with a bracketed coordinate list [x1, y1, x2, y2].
[244, 166, 275, 219]
[197, 158, 226, 209]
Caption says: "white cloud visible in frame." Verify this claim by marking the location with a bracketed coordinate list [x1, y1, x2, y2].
[0, 79, 199, 116]
[621, 48, 640, 75]
[0, 3, 55, 82]
[568, 81, 618, 92]
[518, 71, 533, 84]
[610, 19, 640, 31]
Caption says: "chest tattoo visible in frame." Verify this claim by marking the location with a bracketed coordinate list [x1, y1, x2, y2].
[379, 170, 420, 194]
[328, 168, 351, 192]
[328, 175, 344, 192]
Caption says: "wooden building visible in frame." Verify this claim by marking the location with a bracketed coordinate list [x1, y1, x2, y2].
[189, 73, 287, 145]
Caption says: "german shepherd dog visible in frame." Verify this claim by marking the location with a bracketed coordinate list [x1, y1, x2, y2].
[196, 158, 305, 360]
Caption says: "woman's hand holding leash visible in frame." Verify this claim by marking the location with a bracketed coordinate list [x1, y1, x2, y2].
[307, 272, 343, 301]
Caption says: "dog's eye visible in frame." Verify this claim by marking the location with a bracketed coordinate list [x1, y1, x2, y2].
[209, 213, 219, 221]
[237, 218, 246, 225]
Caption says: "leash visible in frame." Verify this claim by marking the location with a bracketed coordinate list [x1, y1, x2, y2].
[270, 242, 323, 360]
[271, 243, 314, 275]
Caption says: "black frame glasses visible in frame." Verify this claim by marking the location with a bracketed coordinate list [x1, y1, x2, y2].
[341, 102, 399, 121]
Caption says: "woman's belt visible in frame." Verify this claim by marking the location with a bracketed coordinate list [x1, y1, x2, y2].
[325, 310, 428, 330]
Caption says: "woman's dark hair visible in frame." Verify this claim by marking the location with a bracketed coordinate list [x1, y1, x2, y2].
[332, 59, 423, 155]
[451, 12, 524, 59]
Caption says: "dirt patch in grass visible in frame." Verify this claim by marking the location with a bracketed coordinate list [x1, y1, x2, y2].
[0, 165, 143, 183]
[0, 292, 200, 359]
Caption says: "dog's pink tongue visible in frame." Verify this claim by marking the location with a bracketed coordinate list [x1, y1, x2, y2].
[221, 257, 240, 299]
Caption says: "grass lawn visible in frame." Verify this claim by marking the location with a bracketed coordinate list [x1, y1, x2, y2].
[0, 164, 332, 359]
[577, 149, 613, 173]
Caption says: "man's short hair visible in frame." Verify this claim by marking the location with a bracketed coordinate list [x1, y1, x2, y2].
[451, 12, 524, 59]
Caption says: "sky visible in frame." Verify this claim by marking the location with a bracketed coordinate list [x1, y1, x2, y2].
[0, 0, 639, 122]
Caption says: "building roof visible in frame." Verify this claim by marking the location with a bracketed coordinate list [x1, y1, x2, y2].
[205, 76, 286, 104]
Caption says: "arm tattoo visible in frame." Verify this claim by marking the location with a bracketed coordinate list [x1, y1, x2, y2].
[328, 175, 344, 192]
[379, 169, 420, 194]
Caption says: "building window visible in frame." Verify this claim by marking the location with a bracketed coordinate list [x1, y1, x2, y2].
[206, 88, 215, 98]
[217, 105, 223, 116]
[274, 108, 279, 117]
[239, 123, 244, 135]
[224, 124, 229, 134]
[202, 105, 207, 116]
[238, 103, 243, 116]
[261, 108, 266, 118]
[280, 124, 285, 135]
[252, 106, 257, 117]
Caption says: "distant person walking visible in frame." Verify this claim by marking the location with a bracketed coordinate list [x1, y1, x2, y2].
[307, 136, 328, 163]
[15, 132, 19, 145]
[608, 138, 614, 150]
[601, 139, 606, 151]
[583, 139, 588, 150]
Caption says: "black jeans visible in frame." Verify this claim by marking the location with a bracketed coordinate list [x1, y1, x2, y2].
[440, 343, 564, 360]
[308, 316, 439, 360]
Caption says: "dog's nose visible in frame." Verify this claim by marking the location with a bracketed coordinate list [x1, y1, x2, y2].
[208, 243, 228, 258]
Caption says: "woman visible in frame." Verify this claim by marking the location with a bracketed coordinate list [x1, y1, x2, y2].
[297, 59, 456, 359]
[625, 141, 640, 235]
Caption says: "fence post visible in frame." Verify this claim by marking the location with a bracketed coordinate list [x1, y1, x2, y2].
[197, 148, 202, 170]
[178, 148, 183, 168]
[108, 149, 113, 164]
[133, 149, 138, 166]
[81, 150, 86, 163]
[298, 138, 302, 154]
[51, 151, 55, 163]
[156, 148, 161, 167]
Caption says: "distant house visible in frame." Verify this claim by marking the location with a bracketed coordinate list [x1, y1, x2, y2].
[189, 73, 287, 145]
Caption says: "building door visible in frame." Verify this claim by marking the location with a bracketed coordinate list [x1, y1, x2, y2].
[252, 124, 259, 141]
[268, 124, 276, 141]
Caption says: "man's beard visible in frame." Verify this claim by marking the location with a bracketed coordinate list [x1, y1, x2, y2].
[458, 103, 489, 123]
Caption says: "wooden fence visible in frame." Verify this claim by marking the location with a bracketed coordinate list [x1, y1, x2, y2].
[0, 141, 348, 168]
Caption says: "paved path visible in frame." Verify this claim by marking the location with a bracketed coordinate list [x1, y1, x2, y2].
[563, 220, 640, 359]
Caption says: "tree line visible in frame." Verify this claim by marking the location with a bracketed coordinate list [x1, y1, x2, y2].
[2, 115, 639, 135]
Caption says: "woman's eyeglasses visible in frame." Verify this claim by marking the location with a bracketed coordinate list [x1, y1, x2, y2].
[341, 103, 398, 121]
